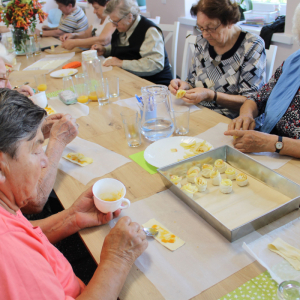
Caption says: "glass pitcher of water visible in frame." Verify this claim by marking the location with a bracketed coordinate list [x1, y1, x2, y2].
[141, 85, 174, 141]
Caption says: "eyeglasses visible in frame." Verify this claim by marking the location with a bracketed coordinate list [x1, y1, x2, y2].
[195, 23, 221, 34]
[108, 13, 129, 26]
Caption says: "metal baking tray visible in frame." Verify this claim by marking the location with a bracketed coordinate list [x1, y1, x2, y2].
[158, 146, 300, 242]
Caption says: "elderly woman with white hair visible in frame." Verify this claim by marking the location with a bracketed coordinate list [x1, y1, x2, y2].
[92, 0, 173, 85]
[225, 3, 300, 158]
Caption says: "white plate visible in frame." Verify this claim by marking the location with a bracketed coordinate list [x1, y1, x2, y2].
[144, 136, 213, 168]
[50, 69, 78, 78]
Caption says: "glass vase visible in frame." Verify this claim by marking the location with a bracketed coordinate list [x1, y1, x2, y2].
[12, 28, 28, 55]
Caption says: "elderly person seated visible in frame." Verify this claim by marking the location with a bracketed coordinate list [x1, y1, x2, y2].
[35, 0, 88, 38]
[0, 89, 147, 299]
[92, 0, 172, 86]
[60, 0, 115, 50]
[169, 0, 266, 119]
[224, 3, 300, 158]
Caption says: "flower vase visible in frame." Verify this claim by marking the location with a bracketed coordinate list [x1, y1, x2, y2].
[12, 28, 28, 55]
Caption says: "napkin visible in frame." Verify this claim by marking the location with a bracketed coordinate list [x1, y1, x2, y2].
[113, 94, 201, 114]
[48, 97, 89, 119]
[54, 137, 131, 185]
[129, 151, 158, 174]
[109, 190, 260, 300]
[196, 122, 291, 170]
[243, 215, 300, 283]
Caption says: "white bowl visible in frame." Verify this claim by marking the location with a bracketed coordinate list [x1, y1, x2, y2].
[29, 91, 48, 108]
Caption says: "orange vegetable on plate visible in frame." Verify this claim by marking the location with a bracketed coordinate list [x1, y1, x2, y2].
[62, 61, 81, 69]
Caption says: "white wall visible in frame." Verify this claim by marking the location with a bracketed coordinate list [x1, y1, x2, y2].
[146, 0, 299, 78]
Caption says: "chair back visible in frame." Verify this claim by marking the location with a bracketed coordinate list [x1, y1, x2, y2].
[148, 16, 161, 25]
[48, 8, 62, 28]
[265, 45, 278, 82]
[157, 22, 180, 79]
[181, 32, 196, 81]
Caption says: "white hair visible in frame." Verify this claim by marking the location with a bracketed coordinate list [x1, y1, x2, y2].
[105, 0, 140, 18]
[0, 43, 15, 65]
[292, 3, 300, 44]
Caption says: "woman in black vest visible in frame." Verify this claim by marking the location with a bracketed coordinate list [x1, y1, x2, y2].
[91, 0, 172, 86]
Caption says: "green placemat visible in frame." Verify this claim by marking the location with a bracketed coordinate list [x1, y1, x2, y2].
[219, 271, 278, 300]
[129, 151, 158, 174]
[47, 90, 63, 98]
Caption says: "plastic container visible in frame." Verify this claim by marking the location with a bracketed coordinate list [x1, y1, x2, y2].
[244, 10, 277, 24]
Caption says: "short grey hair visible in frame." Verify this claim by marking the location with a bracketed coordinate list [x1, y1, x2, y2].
[0, 89, 47, 159]
[105, 0, 140, 18]
[292, 3, 300, 44]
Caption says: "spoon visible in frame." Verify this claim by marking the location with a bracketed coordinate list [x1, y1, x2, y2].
[143, 227, 159, 237]
[13, 82, 30, 89]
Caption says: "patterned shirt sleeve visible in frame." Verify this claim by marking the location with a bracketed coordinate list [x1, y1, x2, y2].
[238, 36, 266, 97]
[248, 62, 284, 116]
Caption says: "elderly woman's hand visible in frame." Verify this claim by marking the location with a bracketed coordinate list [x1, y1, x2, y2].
[49, 114, 78, 146]
[181, 87, 214, 104]
[41, 113, 64, 139]
[17, 85, 34, 96]
[224, 129, 277, 153]
[91, 44, 106, 56]
[168, 79, 190, 96]
[100, 216, 148, 268]
[70, 186, 122, 230]
[103, 57, 123, 67]
[228, 114, 256, 131]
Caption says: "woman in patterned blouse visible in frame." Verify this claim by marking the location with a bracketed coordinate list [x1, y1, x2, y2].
[225, 3, 300, 158]
[169, 0, 266, 119]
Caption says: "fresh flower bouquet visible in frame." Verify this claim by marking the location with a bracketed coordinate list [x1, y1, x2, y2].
[0, 0, 47, 53]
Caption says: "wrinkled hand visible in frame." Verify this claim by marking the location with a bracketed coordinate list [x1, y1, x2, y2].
[181, 87, 213, 104]
[91, 44, 106, 55]
[17, 85, 34, 96]
[61, 39, 76, 50]
[60, 33, 73, 42]
[41, 113, 64, 139]
[101, 216, 148, 268]
[168, 79, 190, 96]
[228, 114, 256, 131]
[70, 186, 121, 230]
[103, 57, 123, 67]
[224, 129, 276, 153]
[50, 114, 78, 146]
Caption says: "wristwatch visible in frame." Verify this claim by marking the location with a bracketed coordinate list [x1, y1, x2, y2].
[211, 91, 217, 106]
[40, 31, 43, 37]
[275, 136, 283, 153]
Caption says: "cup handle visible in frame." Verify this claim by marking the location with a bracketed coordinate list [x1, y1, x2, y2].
[120, 198, 130, 210]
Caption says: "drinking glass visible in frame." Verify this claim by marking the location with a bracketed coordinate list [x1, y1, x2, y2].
[278, 281, 300, 300]
[120, 110, 142, 147]
[26, 36, 34, 59]
[108, 77, 119, 98]
[95, 78, 109, 106]
[75, 73, 90, 104]
[172, 106, 190, 135]
[60, 76, 77, 105]
[35, 74, 47, 92]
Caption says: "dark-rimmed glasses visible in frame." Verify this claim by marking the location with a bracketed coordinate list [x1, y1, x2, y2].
[195, 23, 221, 34]
[108, 13, 129, 26]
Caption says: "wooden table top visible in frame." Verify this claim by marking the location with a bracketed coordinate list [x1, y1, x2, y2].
[13, 49, 300, 300]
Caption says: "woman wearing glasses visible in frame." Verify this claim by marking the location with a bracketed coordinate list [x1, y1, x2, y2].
[91, 0, 173, 86]
[60, 0, 115, 50]
[169, 0, 266, 119]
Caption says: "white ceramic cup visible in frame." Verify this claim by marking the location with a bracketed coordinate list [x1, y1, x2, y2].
[92, 178, 130, 213]
[29, 91, 48, 108]
[82, 49, 97, 61]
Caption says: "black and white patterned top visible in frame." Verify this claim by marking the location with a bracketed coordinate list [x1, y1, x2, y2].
[249, 63, 300, 139]
[187, 30, 266, 119]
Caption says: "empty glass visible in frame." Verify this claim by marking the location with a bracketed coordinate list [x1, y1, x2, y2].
[120, 110, 142, 147]
[75, 73, 89, 104]
[35, 74, 47, 93]
[108, 77, 119, 98]
[95, 78, 109, 106]
[26, 36, 35, 59]
[278, 281, 300, 300]
[172, 106, 190, 135]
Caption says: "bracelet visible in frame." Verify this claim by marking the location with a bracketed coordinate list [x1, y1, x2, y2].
[211, 91, 217, 105]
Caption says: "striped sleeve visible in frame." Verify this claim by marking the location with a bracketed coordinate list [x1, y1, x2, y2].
[58, 7, 89, 33]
